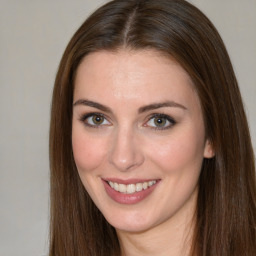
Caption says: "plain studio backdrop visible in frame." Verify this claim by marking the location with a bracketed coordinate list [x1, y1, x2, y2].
[0, 1, 255, 255]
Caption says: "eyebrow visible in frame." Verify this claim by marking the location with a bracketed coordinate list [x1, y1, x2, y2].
[138, 101, 187, 113]
[73, 99, 112, 113]
[73, 99, 187, 113]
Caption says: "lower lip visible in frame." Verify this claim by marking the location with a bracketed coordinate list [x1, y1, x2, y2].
[102, 180, 159, 205]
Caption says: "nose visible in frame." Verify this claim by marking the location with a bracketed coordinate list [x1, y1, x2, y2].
[108, 127, 144, 172]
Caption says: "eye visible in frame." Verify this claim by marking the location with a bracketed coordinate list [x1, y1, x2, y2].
[145, 114, 176, 130]
[80, 113, 111, 127]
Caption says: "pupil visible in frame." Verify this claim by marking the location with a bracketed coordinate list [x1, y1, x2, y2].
[154, 117, 166, 126]
[93, 115, 103, 124]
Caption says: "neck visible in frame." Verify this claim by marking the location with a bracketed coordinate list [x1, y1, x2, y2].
[116, 190, 197, 256]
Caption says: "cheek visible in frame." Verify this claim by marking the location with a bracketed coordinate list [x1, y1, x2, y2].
[148, 129, 205, 174]
[72, 127, 107, 172]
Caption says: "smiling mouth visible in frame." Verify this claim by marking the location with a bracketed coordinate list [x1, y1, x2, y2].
[107, 180, 157, 194]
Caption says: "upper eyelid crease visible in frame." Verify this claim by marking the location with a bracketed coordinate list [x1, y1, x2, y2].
[79, 113, 111, 128]
[147, 113, 175, 121]
[145, 116, 176, 131]
[80, 112, 105, 119]
[79, 113, 175, 130]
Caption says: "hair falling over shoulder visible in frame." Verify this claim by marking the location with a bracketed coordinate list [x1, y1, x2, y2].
[49, 0, 256, 255]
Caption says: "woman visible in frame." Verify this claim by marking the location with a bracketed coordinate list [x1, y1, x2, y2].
[49, 0, 256, 255]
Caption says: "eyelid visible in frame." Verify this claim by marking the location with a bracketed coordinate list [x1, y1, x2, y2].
[78, 112, 176, 130]
[144, 113, 176, 130]
[79, 112, 112, 128]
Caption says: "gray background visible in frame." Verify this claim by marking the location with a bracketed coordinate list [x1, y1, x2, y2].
[0, 1, 255, 255]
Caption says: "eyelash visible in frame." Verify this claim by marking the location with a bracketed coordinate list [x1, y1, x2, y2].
[79, 112, 110, 129]
[145, 113, 176, 130]
[79, 112, 176, 130]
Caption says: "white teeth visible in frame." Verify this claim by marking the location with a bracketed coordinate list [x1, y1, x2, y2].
[109, 181, 114, 188]
[114, 182, 119, 191]
[108, 180, 157, 194]
[136, 183, 143, 192]
[148, 181, 154, 186]
[118, 184, 126, 193]
[127, 184, 136, 194]
[142, 182, 148, 190]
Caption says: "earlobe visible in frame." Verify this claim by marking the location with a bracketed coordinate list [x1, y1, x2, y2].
[204, 140, 215, 158]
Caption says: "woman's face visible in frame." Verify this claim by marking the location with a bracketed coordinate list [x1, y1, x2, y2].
[72, 50, 214, 233]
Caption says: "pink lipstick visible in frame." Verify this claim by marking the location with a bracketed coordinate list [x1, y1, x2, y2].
[102, 179, 160, 204]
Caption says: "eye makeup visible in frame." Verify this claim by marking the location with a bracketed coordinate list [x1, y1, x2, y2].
[79, 112, 111, 128]
[144, 113, 176, 131]
[79, 112, 176, 131]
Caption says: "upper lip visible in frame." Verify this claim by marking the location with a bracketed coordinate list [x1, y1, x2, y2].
[102, 178, 160, 185]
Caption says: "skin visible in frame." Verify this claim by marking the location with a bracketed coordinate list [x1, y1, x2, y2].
[72, 49, 214, 256]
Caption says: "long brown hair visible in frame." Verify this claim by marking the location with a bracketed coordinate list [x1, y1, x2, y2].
[49, 0, 256, 255]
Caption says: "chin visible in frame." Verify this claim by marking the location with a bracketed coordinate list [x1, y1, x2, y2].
[104, 209, 159, 233]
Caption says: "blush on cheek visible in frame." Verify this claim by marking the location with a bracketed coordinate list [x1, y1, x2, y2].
[150, 133, 204, 174]
[72, 135, 106, 172]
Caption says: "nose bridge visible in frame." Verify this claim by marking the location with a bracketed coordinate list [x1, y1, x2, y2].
[109, 124, 144, 171]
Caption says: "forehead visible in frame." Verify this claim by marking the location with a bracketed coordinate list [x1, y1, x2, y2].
[74, 49, 197, 106]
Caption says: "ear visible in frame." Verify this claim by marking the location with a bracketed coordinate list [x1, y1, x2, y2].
[203, 139, 215, 158]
